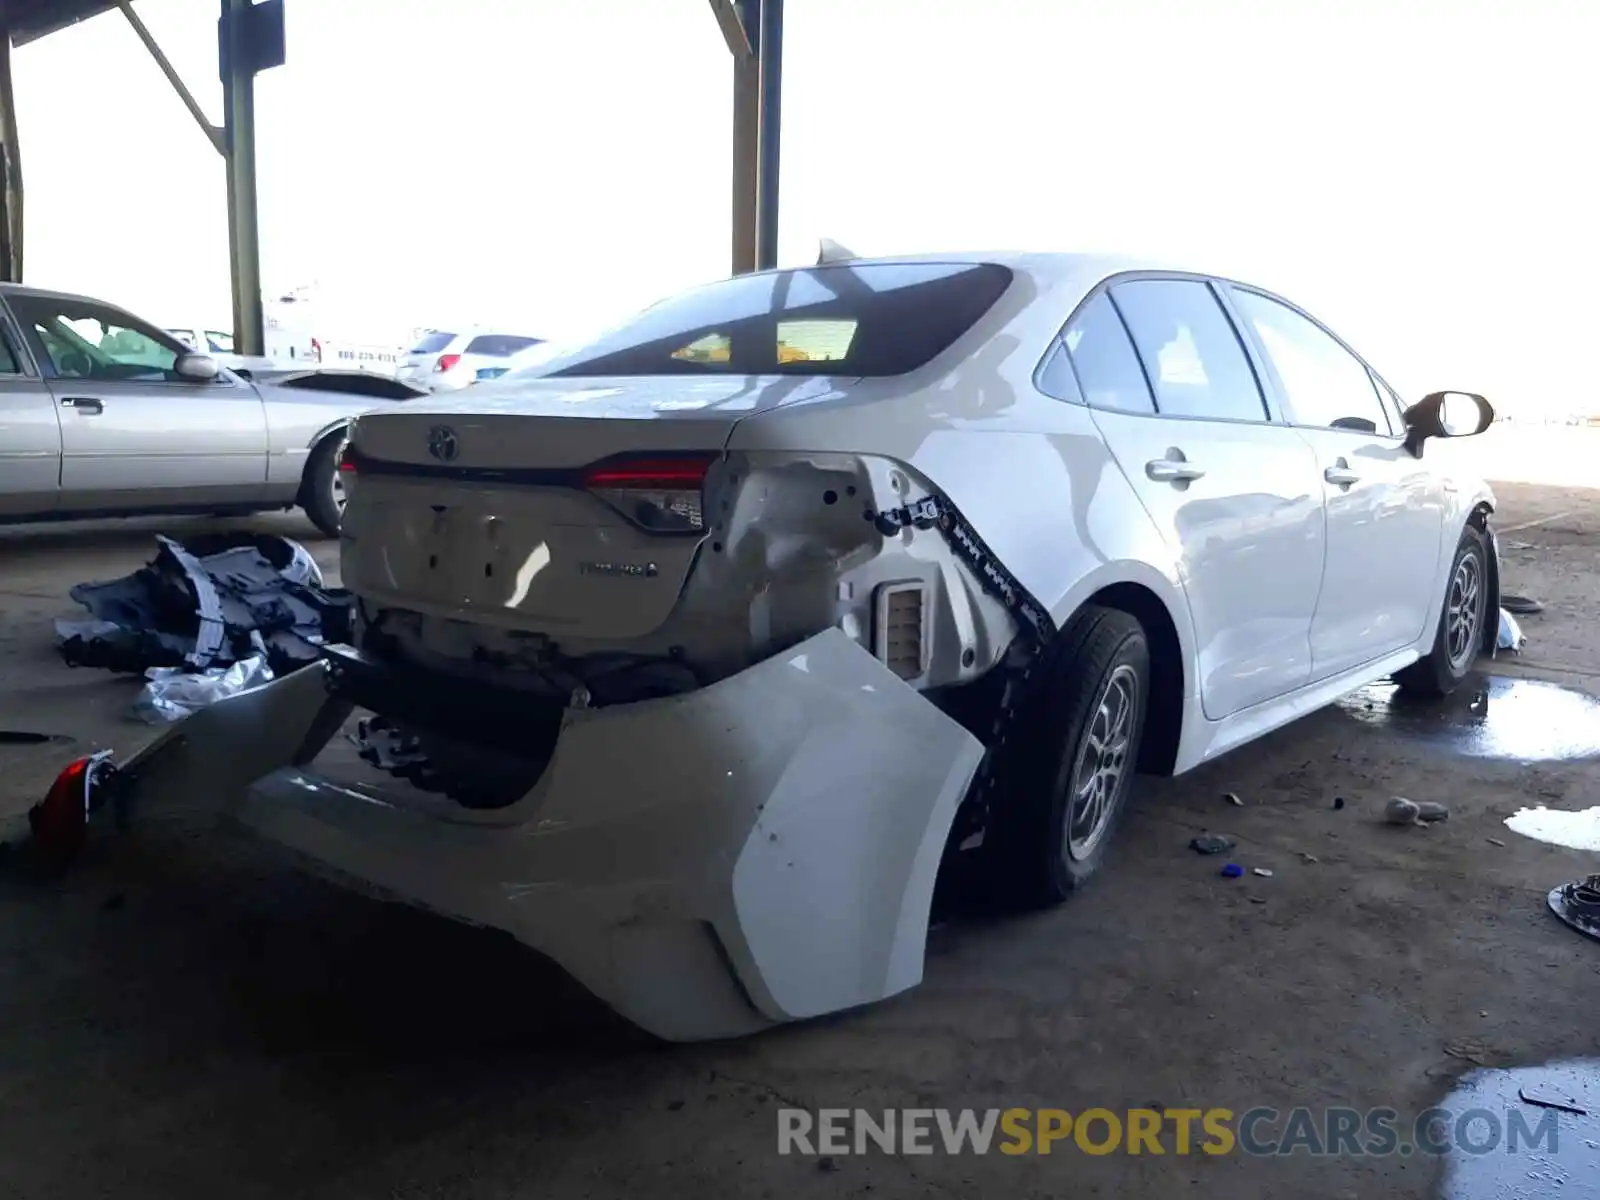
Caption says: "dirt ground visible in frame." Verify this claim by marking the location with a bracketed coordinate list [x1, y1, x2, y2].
[0, 478, 1596, 1200]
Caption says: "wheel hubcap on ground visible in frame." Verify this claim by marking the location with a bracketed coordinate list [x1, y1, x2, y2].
[1065, 663, 1139, 860]
[1446, 552, 1482, 671]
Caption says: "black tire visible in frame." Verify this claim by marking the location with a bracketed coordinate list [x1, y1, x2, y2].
[982, 605, 1151, 909]
[1394, 524, 1489, 698]
[300, 433, 347, 539]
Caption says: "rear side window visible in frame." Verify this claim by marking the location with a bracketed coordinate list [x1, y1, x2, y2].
[1062, 292, 1155, 414]
[548, 262, 1013, 377]
[465, 334, 542, 357]
[1230, 288, 1393, 434]
[410, 331, 456, 354]
[1111, 279, 1268, 422]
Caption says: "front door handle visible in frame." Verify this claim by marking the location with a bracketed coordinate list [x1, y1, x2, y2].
[1146, 457, 1206, 483]
[1324, 464, 1360, 487]
[60, 397, 103, 415]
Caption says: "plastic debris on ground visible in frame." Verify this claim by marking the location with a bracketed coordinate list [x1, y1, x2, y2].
[351, 715, 435, 780]
[1500, 593, 1544, 616]
[1220, 863, 1244, 879]
[1497, 608, 1526, 653]
[1190, 834, 1235, 855]
[1385, 796, 1450, 826]
[55, 533, 350, 682]
[133, 655, 274, 724]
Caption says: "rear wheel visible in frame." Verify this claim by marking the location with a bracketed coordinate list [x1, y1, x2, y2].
[982, 606, 1151, 909]
[1395, 524, 1488, 698]
[300, 433, 347, 539]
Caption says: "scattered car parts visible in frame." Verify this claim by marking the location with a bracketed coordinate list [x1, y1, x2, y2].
[55, 534, 350, 677]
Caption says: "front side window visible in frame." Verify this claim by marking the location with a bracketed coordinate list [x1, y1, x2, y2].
[1230, 289, 1393, 434]
[205, 330, 235, 354]
[1370, 370, 1407, 429]
[9, 294, 189, 382]
[548, 262, 1013, 377]
[1062, 292, 1155, 414]
[1110, 279, 1269, 422]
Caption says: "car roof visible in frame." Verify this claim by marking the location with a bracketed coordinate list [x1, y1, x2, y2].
[0, 281, 119, 306]
[693, 250, 1270, 308]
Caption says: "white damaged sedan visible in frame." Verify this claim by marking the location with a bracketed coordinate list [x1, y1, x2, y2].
[45, 253, 1502, 1040]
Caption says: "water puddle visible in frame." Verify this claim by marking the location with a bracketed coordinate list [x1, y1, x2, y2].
[1439, 1059, 1600, 1199]
[1506, 806, 1600, 852]
[1337, 677, 1600, 761]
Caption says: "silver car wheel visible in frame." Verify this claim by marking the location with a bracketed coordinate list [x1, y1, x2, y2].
[1064, 663, 1139, 861]
[1445, 550, 1483, 672]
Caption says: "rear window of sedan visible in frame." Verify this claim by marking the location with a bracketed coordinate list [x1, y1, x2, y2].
[409, 331, 456, 353]
[464, 334, 543, 357]
[547, 262, 1014, 377]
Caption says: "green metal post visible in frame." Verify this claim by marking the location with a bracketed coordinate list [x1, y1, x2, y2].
[0, 26, 23, 282]
[220, 0, 263, 356]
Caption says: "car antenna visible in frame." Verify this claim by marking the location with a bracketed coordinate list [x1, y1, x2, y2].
[817, 238, 859, 264]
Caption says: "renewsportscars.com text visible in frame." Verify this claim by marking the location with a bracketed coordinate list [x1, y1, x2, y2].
[777, 1106, 1561, 1157]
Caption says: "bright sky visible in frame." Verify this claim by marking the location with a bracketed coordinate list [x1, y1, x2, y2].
[14, 0, 1598, 412]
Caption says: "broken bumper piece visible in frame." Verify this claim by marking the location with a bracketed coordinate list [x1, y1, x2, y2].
[49, 629, 984, 1042]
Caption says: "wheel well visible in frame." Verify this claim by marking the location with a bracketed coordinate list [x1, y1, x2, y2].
[1089, 582, 1184, 776]
[297, 426, 348, 502]
[1469, 500, 1500, 654]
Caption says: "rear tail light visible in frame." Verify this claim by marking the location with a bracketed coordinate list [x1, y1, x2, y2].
[435, 353, 462, 373]
[310, 337, 323, 363]
[337, 441, 358, 473]
[29, 751, 114, 864]
[582, 454, 716, 534]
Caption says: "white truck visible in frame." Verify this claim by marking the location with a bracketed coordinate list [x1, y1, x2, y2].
[167, 290, 406, 380]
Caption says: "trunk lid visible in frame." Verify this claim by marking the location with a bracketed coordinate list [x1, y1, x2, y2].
[340, 375, 824, 640]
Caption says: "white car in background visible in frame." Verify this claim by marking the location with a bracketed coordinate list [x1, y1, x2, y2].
[395, 329, 546, 393]
[52, 252, 1502, 1043]
[165, 324, 277, 376]
[469, 337, 571, 384]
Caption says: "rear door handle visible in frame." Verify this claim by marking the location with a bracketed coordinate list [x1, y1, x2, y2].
[60, 397, 103, 415]
[1145, 458, 1206, 483]
[1324, 465, 1360, 487]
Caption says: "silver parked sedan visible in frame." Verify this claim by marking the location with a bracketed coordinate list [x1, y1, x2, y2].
[0, 283, 421, 537]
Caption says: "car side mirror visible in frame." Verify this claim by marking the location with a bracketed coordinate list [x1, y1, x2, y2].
[1402, 390, 1494, 455]
[175, 352, 220, 381]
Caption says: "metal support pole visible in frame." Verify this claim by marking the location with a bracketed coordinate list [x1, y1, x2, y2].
[730, 21, 758, 274]
[0, 28, 22, 282]
[712, 0, 759, 276]
[754, 0, 783, 271]
[120, 1, 225, 153]
[220, 0, 264, 356]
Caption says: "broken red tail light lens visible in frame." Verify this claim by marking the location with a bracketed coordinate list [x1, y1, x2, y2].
[337, 443, 358, 473]
[435, 353, 462, 373]
[29, 753, 107, 862]
[582, 454, 717, 535]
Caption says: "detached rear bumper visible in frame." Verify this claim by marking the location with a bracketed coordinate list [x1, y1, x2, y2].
[104, 629, 985, 1041]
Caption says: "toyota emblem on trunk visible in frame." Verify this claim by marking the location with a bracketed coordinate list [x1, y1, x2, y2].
[427, 425, 459, 462]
